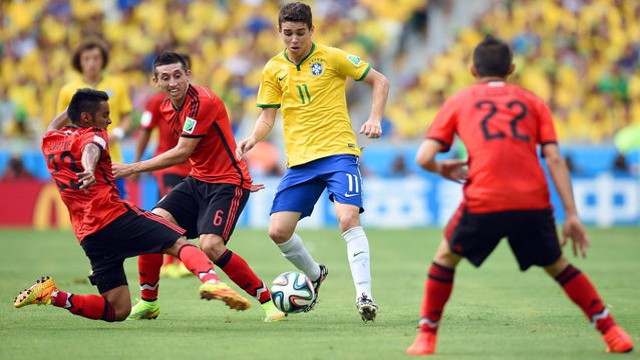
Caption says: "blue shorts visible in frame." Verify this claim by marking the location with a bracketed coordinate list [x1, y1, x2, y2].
[271, 154, 365, 218]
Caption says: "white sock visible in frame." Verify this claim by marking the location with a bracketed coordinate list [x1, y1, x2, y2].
[343, 226, 372, 300]
[277, 233, 321, 281]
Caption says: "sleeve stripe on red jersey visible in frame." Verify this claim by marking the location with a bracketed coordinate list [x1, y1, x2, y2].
[187, 86, 200, 118]
[181, 134, 205, 139]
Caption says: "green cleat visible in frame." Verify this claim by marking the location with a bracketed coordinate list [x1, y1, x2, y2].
[127, 299, 160, 320]
[14, 276, 58, 308]
[262, 300, 287, 322]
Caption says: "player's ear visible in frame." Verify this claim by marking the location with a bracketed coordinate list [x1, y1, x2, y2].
[507, 63, 515, 76]
[470, 66, 478, 77]
[79, 112, 94, 127]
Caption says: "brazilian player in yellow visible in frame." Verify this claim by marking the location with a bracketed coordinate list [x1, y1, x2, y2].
[56, 40, 133, 198]
[237, 2, 389, 322]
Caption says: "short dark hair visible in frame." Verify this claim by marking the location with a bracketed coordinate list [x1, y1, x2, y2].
[72, 40, 109, 73]
[67, 88, 109, 125]
[178, 53, 192, 70]
[279, 2, 313, 30]
[152, 52, 189, 77]
[472, 36, 513, 77]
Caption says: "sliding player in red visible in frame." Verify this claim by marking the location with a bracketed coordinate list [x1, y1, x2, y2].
[14, 88, 247, 321]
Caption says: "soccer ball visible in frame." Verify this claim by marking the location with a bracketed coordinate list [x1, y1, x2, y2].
[270, 271, 315, 313]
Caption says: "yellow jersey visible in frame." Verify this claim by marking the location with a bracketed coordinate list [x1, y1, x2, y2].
[257, 43, 371, 167]
[56, 74, 133, 163]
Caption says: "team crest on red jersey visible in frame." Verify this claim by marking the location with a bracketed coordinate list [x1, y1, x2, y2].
[183, 117, 197, 134]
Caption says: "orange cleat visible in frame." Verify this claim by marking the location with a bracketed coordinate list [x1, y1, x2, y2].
[406, 331, 438, 356]
[199, 281, 251, 311]
[603, 325, 634, 353]
[14, 276, 58, 308]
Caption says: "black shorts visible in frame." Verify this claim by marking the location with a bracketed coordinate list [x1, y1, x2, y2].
[155, 177, 249, 242]
[80, 207, 185, 293]
[445, 206, 562, 271]
[156, 173, 185, 198]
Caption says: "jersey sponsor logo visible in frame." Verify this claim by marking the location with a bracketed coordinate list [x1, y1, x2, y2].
[347, 54, 361, 66]
[183, 117, 197, 134]
[278, 73, 287, 81]
[93, 135, 107, 149]
[344, 192, 358, 198]
[311, 62, 323, 76]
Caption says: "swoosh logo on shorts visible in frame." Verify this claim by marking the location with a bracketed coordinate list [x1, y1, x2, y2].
[344, 193, 358, 198]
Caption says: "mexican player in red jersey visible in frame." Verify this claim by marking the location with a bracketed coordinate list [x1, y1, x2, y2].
[112, 52, 286, 322]
[406, 36, 633, 355]
[136, 89, 192, 278]
[14, 88, 249, 321]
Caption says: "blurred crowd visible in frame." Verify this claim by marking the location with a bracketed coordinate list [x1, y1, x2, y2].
[1, 0, 639, 154]
[389, 0, 640, 143]
[1, 0, 427, 143]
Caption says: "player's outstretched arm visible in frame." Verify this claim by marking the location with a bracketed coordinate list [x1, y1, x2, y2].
[542, 143, 590, 257]
[236, 107, 277, 160]
[113, 136, 198, 178]
[359, 68, 389, 139]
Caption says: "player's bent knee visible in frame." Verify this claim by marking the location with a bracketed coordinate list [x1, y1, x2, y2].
[165, 236, 189, 257]
[113, 305, 131, 321]
[268, 228, 293, 243]
[198, 235, 226, 260]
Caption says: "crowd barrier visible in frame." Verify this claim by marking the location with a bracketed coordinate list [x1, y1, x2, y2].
[1, 171, 637, 229]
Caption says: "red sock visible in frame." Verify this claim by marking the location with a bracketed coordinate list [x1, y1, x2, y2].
[419, 262, 455, 334]
[52, 291, 115, 322]
[215, 249, 271, 303]
[138, 253, 163, 301]
[178, 244, 220, 283]
[555, 264, 616, 333]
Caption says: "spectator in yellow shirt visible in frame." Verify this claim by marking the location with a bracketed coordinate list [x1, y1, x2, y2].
[56, 40, 133, 198]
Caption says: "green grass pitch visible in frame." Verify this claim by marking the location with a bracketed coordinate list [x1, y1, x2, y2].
[0, 227, 638, 359]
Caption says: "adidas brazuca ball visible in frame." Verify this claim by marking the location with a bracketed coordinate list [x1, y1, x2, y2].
[270, 271, 315, 313]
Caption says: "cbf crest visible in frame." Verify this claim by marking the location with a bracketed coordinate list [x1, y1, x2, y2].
[311, 62, 323, 76]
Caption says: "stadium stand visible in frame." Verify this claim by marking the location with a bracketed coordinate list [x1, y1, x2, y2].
[0, 0, 638, 178]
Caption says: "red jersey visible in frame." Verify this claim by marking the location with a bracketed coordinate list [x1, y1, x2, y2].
[42, 126, 133, 242]
[140, 92, 191, 177]
[159, 85, 252, 189]
[427, 81, 557, 213]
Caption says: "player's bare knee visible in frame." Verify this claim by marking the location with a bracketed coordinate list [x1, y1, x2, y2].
[198, 235, 226, 261]
[165, 236, 189, 257]
[337, 214, 360, 233]
[543, 255, 569, 277]
[269, 227, 293, 243]
[113, 305, 131, 321]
